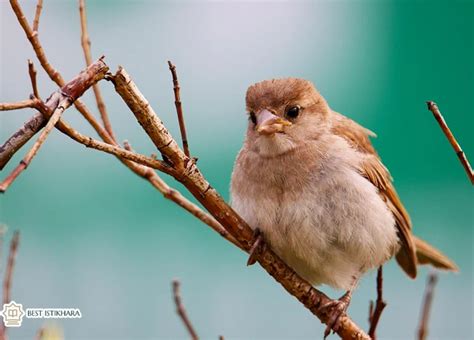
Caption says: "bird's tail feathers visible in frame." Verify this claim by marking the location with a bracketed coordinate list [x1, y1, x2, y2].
[414, 236, 458, 272]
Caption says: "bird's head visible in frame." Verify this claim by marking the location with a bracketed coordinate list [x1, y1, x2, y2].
[244, 78, 331, 157]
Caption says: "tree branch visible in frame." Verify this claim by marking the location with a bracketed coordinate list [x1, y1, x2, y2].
[168, 61, 190, 157]
[426, 101, 473, 184]
[172, 280, 199, 340]
[111, 67, 370, 339]
[0, 231, 20, 339]
[79, 0, 116, 141]
[0, 58, 109, 192]
[417, 273, 438, 340]
[368, 266, 387, 339]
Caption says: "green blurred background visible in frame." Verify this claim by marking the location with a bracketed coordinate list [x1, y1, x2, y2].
[1, 0, 472, 339]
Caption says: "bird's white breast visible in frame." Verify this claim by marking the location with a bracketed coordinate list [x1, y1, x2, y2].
[230, 135, 399, 290]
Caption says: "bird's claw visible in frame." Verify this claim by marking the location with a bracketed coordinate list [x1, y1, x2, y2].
[319, 294, 351, 339]
[247, 228, 265, 266]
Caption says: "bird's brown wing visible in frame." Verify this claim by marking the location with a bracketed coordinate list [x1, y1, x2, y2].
[331, 111, 418, 278]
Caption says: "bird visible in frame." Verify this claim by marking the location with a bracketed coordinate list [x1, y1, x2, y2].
[230, 78, 458, 336]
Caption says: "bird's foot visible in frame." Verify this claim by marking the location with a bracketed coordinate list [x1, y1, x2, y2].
[247, 228, 266, 266]
[319, 291, 352, 339]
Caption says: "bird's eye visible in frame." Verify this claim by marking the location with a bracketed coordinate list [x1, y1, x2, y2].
[285, 105, 301, 119]
[249, 111, 257, 124]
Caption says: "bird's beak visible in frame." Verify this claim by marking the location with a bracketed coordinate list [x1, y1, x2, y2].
[255, 109, 292, 135]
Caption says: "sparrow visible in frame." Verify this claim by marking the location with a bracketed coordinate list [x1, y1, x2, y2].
[230, 78, 458, 335]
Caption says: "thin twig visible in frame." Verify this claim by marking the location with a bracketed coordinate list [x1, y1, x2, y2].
[0, 231, 20, 339]
[368, 266, 387, 339]
[78, 0, 92, 66]
[172, 280, 199, 340]
[28, 59, 39, 99]
[0, 99, 39, 111]
[426, 101, 473, 184]
[79, 0, 116, 141]
[32, 0, 43, 33]
[168, 61, 190, 157]
[417, 273, 438, 340]
[2, 231, 18, 305]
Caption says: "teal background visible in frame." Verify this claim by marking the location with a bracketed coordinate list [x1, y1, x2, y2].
[1, 1, 473, 339]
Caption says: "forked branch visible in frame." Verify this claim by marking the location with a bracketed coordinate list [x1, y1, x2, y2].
[0, 58, 109, 192]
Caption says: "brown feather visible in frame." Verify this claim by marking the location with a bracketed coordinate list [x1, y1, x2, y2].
[413, 236, 459, 271]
